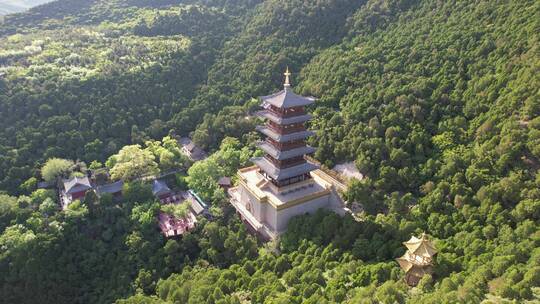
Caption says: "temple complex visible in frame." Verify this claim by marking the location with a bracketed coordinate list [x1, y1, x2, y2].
[229, 68, 346, 240]
[396, 233, 437, 286]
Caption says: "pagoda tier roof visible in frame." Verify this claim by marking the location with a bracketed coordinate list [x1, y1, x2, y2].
[403, 233, 437, 258]
[257, 110, 312, 125]
[251, 157, 319, 181]
[257, 141, 316, 160]
[256, 125, 314, 143]
[260, 87, 315, 109]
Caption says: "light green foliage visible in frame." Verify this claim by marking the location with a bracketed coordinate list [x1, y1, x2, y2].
[160, 201, 191, 218]
[108, 138, 189, 181]
[0, 27, 190, 80]
[187, 137, 253, 203]
[145, 136, 190, 172]
[89, 161, 103, 170]
[19, 177, 38, 194]
[0, 225, 36, 257]
[0, 194, 20, 232]
[65, 200, 89, 219]
[30, 189, 56, 206]
[41, 158, 74, 182]
[38, 198, 57, 217]
[108, 145, 159, 181]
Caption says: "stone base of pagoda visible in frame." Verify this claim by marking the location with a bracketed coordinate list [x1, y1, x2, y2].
[228, 166, 346, 240]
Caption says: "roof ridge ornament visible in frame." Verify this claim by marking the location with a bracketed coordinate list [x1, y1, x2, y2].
[284, 66, 291, 88]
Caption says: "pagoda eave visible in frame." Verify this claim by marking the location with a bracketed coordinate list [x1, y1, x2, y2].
[261, 89, 316, 109]
[257, 141, 316, 160]
[251, 157, 319, 181]
[256, 126, 315, 142]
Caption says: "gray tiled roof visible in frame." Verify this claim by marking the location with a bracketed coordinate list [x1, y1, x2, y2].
[257, 110, 312, 125]
[63, 176, 92, 194]
[260, 88, 315, 109]
[190, 199, 205, 215]
[96, 180, 124, 195]
[256, 125, 314, 142]
[257, 141, 316, 160]
[153, 180, 171, 196]
[218, 176, 232, 186]
[251, 157, 319, 181]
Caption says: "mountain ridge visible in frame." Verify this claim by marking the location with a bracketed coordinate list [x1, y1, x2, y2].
[0, 0, 52, 15]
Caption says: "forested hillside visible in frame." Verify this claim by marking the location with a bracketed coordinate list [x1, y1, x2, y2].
[0, 0, 261, 192]
[0, 0, 538, 303]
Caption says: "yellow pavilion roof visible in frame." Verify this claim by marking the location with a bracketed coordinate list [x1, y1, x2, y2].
[403, 233, 437, 258]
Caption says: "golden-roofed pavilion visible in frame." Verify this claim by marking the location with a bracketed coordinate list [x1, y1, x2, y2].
[396, 233, 437, 286]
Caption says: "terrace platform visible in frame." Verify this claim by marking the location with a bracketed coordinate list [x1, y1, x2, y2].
[229, 166, 346, 240]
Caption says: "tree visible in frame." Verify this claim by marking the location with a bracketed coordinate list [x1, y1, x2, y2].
[161, 201, 190, 218]
[145, 136, 190, 171]
[108, 145, 159, 181]
[38, 198, 57, 217]
[41, 158, 74, 183]
[374, 280, 407, 304]
[19, 177, 37, 194]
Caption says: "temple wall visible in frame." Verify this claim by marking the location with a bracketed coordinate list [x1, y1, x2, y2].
[265, 204, 278, 231]
[238, 184, 264, 221]
[275, 194, 331, 232]
[328, 188, 344, 208]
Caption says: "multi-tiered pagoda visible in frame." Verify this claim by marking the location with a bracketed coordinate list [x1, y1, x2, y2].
[252, 67, 319, 188]
[229, 68, 346, 240]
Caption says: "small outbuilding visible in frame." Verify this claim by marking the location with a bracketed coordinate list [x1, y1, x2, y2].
[180, 138, 207, 161]
[218, 177, 232, 189]
[153, 180, 172, 199]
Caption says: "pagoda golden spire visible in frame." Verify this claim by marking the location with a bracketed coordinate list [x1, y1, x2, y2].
[284, 66, 291, 87]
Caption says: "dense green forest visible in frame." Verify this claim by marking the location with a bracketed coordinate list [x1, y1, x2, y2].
[0, 0, 539, 303]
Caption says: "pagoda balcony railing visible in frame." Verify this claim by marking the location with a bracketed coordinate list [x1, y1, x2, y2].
[264, 155, 306, 169]
[268, 106, 305, 118]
